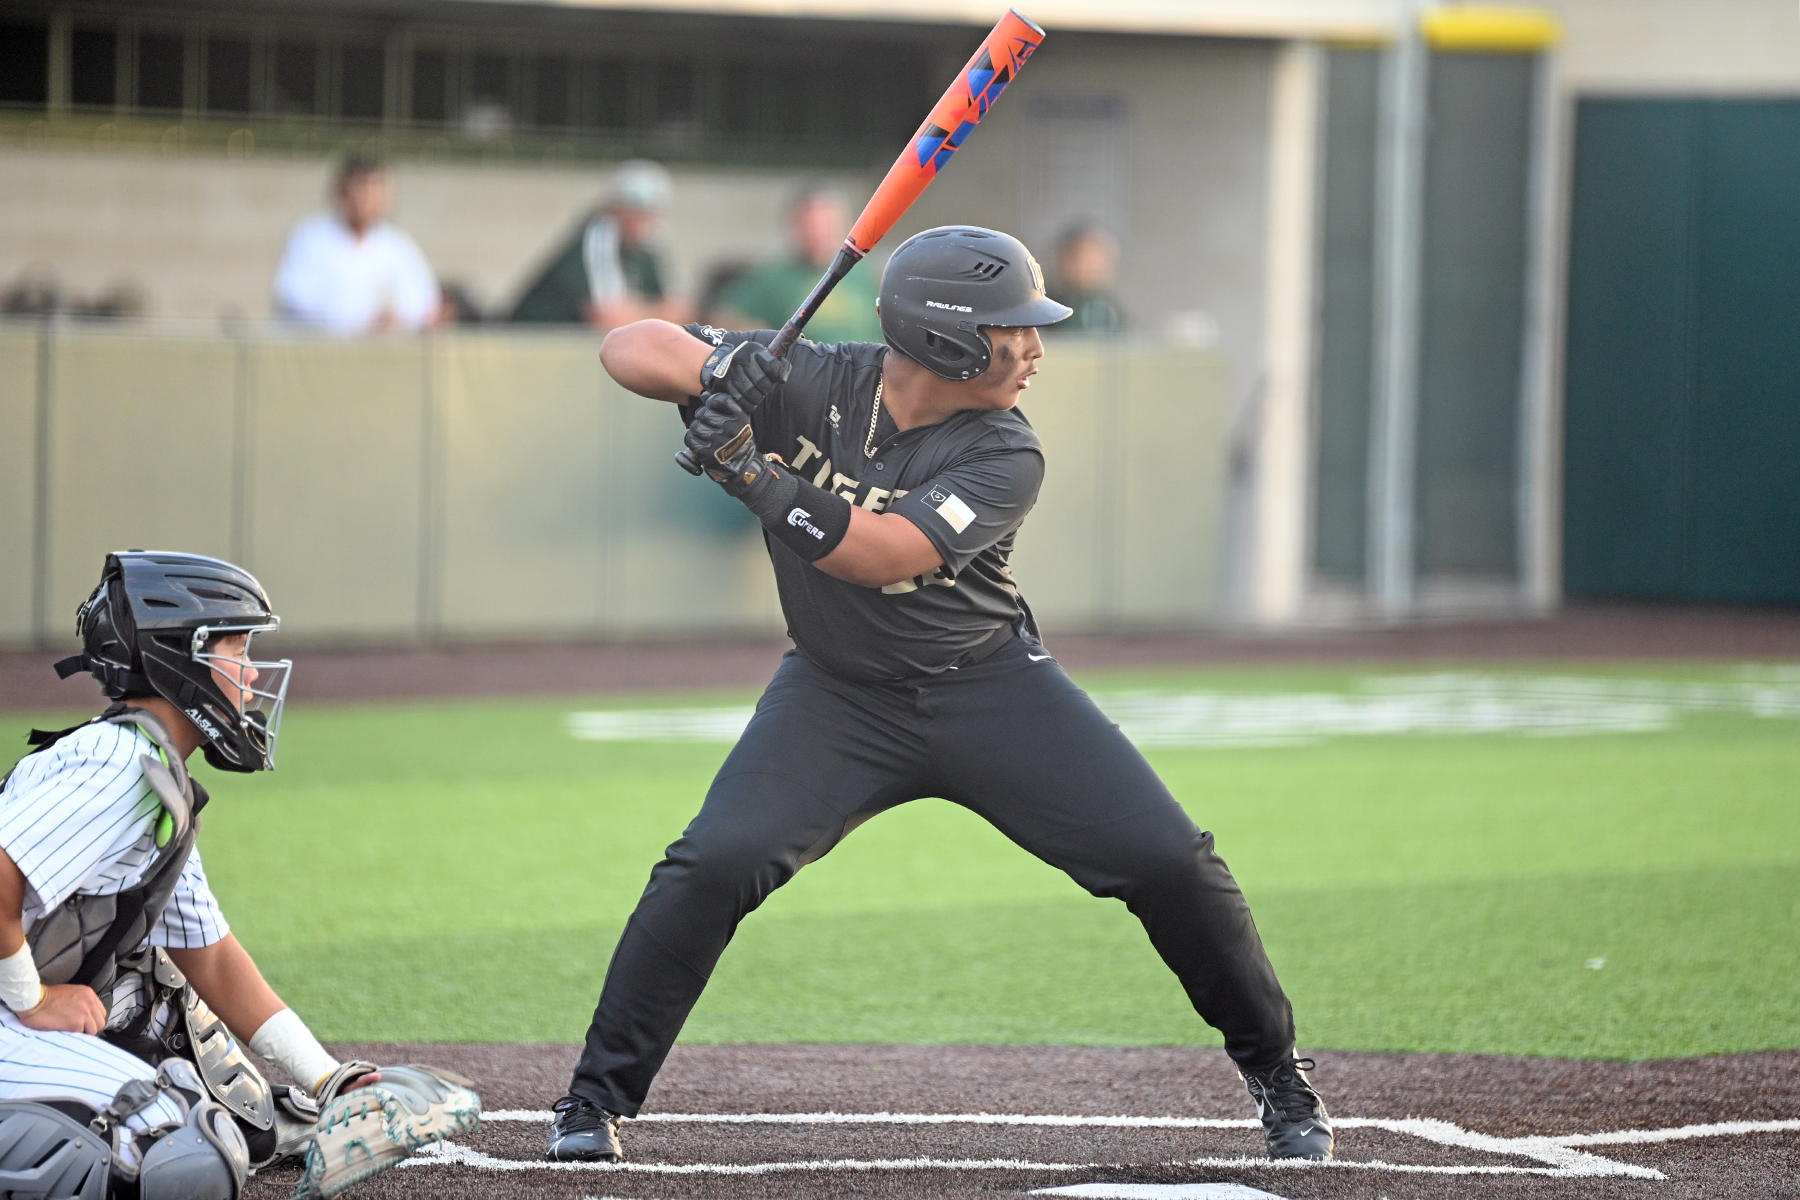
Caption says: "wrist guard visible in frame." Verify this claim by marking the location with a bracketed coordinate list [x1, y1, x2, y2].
[733, 456, 852, 563]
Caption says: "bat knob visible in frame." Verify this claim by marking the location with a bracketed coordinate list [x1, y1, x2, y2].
[675, 449, 705, 476]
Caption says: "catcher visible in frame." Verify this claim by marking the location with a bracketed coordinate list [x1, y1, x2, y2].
[0, 551, 480, 1199]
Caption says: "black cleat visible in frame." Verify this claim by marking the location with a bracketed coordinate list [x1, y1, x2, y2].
[545, 1094, 625, 1162]
[1242, 1056, 1335, 1161]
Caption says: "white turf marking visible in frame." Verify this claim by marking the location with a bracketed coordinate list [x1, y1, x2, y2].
[418, 1109, 1800, 1180]
[567, 672, 1800, 749]
[1035, 1185, 1287, 1199]
[1549, 1118, 1800, 1146]
[487, 1110, 1264, 1127]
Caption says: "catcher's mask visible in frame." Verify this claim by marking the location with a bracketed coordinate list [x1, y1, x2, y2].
[61, 551, 291, 772]
[878, 226, 1072, 381]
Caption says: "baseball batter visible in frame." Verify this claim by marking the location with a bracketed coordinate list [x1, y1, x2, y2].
[549, 227, 1333, 1164]
[0, 552, 479, 1199]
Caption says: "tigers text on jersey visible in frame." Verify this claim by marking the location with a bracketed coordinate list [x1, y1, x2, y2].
[0, 720, 229, 951]
[683, 325, 1045, 681]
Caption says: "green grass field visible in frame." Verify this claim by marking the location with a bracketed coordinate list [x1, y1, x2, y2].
[6, 660, 1797, 1060]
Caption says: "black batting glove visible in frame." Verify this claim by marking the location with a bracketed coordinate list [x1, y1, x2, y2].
[699, 341, 791, 411]
[684, 393, 771, 498]
[684, 391, 851, 563]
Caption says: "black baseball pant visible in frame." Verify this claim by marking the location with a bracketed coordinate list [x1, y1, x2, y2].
[569, 636, 1297, 1116]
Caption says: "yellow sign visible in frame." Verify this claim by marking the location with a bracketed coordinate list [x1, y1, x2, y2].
[1421, 4, 1561, 52]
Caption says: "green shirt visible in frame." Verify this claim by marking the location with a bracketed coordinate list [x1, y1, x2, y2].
[509, 220, 666, 325]
[717, 259, 883, 346]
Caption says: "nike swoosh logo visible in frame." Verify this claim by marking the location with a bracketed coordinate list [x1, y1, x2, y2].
[1028, 653, 1052, 662]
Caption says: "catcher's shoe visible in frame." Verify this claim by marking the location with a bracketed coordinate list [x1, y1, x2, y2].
[545, 1095, 624, 1162]
[293, 1065, 481, 1199]
[1242, 1056, 1334, 1161]
[263, 1084, 323, 1169]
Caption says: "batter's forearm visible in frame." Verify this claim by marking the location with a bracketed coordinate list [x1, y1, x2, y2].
[599, 319, 710, 402]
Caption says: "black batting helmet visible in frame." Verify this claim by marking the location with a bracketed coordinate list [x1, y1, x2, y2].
[879, 226, 1071, 381]
[62, 551, 291, 772]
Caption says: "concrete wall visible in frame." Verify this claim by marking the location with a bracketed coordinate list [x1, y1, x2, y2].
[0, 326, 1228, 648]
[1556, 0, 1800, 94]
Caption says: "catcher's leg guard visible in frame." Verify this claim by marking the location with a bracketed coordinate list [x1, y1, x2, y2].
[265, 1085, 323, 1168]
[136, 1093, 249, 1200]
[0, 1102, 112, 1200]
[105, 1059, 250, 1200]
[101, 949, 278, 1167]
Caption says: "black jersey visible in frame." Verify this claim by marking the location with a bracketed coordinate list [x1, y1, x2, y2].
[682, 324, 1045, 681]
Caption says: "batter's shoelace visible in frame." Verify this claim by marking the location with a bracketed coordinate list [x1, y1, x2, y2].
[1250, 1057, 1325, 1120]
[551, 1096, 618, 1134]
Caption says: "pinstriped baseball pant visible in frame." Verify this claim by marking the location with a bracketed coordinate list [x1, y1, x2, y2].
[0, 1008, 186, 1159]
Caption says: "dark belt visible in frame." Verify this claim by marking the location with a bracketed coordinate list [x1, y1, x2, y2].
[952, 621, 1019, 669]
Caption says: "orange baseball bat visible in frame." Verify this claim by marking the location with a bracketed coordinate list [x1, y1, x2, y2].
[677, 9, 1046, 475]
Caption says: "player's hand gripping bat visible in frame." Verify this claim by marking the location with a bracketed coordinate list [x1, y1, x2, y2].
[676, 8, 1046, 475]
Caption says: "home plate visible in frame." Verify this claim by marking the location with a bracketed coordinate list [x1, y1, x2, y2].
[1034, 1186, 1287, 1199]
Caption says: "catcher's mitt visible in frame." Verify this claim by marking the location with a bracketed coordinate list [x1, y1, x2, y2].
[310, 1061, 380, 1108]
[294, 1064, 481, 1199]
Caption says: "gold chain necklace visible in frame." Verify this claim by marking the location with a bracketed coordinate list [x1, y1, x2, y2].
[864, 374, 884, 459]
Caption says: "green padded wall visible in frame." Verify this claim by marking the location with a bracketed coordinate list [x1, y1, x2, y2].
[1565, 99, 1800, 603]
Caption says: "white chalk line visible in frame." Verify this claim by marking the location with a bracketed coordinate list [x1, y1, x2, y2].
[486, 1110, 1261, 1127]
[403, 1141, 1649, 1178]
[1549, 1117, 1800, 1146]
[406, 1109, 1796, 1180]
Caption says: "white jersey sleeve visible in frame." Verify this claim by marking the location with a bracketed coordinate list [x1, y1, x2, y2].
[0, 722, 160, 921]
[147, 849, 230, 950]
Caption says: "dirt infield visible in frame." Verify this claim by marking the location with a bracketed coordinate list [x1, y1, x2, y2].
[6, 602, 1800, 711]
[240, 1043, 1800, 1200]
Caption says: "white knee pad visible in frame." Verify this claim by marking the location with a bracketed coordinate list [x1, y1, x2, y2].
[0, 1102, 112, 1200]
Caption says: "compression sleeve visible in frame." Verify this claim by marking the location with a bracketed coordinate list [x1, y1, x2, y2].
[737, 459, 852, 562]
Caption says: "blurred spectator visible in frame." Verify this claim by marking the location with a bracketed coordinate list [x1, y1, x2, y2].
[694, 259, 754, 328]
[2, 266, 147, 320]
[274, 155, 442, 336]
[1045, 222, 1125, 335]
[509, 160, 690, 330]
[710, 184, 881, 344]
[75, 280, 149, 321]
[439, 281, 485, 325]
[2, 264, 63, 316]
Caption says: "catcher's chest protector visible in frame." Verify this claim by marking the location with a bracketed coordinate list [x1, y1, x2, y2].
[11, 705, 206, 996]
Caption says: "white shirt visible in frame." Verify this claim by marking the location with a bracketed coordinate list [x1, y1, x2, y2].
[274, 214, 439, 335]
[0, 721, 229, 952]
